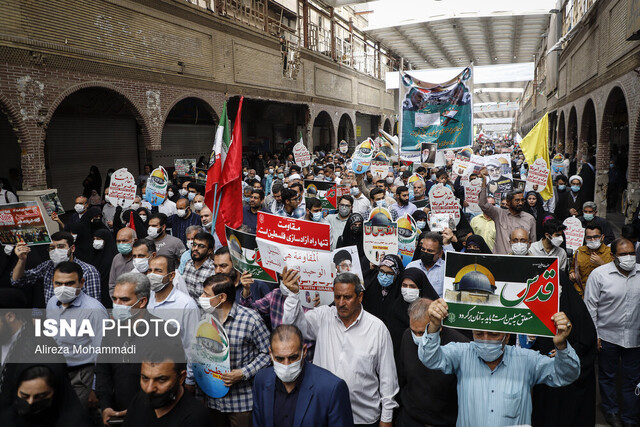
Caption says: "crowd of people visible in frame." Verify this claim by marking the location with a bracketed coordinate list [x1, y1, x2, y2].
[0, 138, 638, 427]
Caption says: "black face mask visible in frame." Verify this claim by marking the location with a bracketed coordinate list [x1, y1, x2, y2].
[15, 396, 53, 417]
[146, 380, 180, 409]
[351, 226, 362, 236]
[421, 252, 435, 266]
[466, 248, 481, 254]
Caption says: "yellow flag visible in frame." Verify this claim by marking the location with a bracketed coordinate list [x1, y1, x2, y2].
[519, 113, 553, 200]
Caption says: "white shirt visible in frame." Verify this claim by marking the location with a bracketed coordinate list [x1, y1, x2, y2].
[407, 257, 446, 297]
[148, 284, 200, 351]
[528, 240, 567, 271]
[0, 189, 17, 205]
[352, 194, 370, 217]
[283, 295, 399, 424]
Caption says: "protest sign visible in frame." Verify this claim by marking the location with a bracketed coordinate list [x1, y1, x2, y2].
[363, 207, 399, 266]
[429, 184, 461, 225]
[463, 178, 483, 212]
[444, 150, 456, 164]
[304, 180, 337, 210]
[550, 154, 566, 177]
[108, 168, 137, 208]
[256, 212, 333, 307]
[399, 67, 473, 162]
[526, 157, 550, 188]
[485, 154, 513, 198]
[370, 161, 390, 180]
[174, 159, 196, 178]
[397, 214, 419, 267]
[443, 252, 560, 337]
[145, 166, 168, 206]
[225, 226, 278, 283]
[452, 158, 470, 177]
[421, 142, 437, 166]
[331, 245, 365, 286]
[191, 314, 231, 398]
[195, 167, 207, 185]
[39, 192, 65, 216]
[339, 140, 349, 154]
[293, 141, 311, 168]
[351, 139, 374, 174]
[563, 217, 585, 251]
[0, 202, 51, 246]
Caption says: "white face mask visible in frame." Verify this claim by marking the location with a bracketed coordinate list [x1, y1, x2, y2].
[74, 204, 85, 214]
[272, 357, 303, 383]
[4, 244, 14, 256]
[132, 257, 150, 273]
[549, 236, 564, 247]
[130, 203, 140, 210]
[194, 202, 204, 211]
[139, 214, 147, 222]
[147, 227, 160, 238]
[617, 255, 636, 272]
[167, 191, 174, 198]
[92, 239, 105, 250]
[401, 287, 420, 303]
[49, 248, 70, 265]
[148, 272, 169, 292]
[586, 240, 602, 250]
[186, 240, 193, 250]
[511, 242, 529, 255]
[198, 295, 221, 313]
[179, 189, 188, 197]
[176, 209, 187, 218]
[54, 285, 79, 304]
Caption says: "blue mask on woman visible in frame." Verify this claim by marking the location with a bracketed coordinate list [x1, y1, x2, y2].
[377, 272, 395, 288]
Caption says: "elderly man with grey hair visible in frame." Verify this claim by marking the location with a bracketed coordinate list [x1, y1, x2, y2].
[397, 299, 469, 426]
[109, 227, 138, 294]
[578, 201, 615, 245]
[282, 268, 399, 427]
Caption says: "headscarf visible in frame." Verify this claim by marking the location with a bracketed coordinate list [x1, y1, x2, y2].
[136, 207, 151, 225]
[523, 191, 548, 240]
[89, 229, 118, 308]
[68, 222, 93, 263]
[80, 206, 108, 232]
[0, 363, 91, 427]
[113, 207, 148, 238]
[337, 213, 365, 258]
[362, 254, 405, 323]
[465, 234, 492, 254]
[401, 267, 439, 300]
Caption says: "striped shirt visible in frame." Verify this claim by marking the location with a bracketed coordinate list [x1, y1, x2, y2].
[417, 330, 580, 427]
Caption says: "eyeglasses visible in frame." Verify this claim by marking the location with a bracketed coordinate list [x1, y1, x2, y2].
[584, 235, 602, 241]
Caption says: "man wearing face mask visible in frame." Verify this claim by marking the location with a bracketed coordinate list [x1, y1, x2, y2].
[407, 232, 447, 297]
[12, 231, 101, 304]
[282, 271, 399, 426]
[584, 238, 640, 427]
[479, 167, 536, 255]
[146, 213, 186, 266]
[529, 219, 568, 271]
[243, 189, 268, 233]
[109, 227, 137, 294]
[51, 195, 88, 230]
[571, 223, 613, 296]
[418, 298, 580, 427]
[397, 299, 468, 427]
[367, 188, 399, 221]
[46, 262, 108, 408]
[123, 351, 210, 426]
[198, 274, 271, 426]
[191, 194, 205, 214]
[304, 197, 328, 225]
[578, 201, 615, 245]
[167, 198, 201, 245]
[252, 325, 353, 427]
[349, 182, 370, 217]
[508, 228, 531, 256]
[131, 239, 157, 275]
[326, 195, 353, 250]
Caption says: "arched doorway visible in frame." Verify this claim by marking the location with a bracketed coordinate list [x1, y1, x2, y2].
[312, 111, 334, 153]
[567, 107, 578, 156]
[580, 99, 597, 159]
[338, 114, 355, 151]
[558, 111, 566, 154]
[158, 97, 218, 173]
[601, 87, 628, 212]
[383, 118, 391, 134]
[0, 105, 23, 193]
[45, 87, 144, 207]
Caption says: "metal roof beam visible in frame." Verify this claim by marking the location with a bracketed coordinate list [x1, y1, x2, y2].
[392, 26, 438, 68]
[483, 17, 498, 64]
[422, 22, 458, 67]
[511, 15, 523, 61]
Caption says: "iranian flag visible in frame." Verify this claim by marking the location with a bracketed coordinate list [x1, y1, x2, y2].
[204, 98, 244, 245]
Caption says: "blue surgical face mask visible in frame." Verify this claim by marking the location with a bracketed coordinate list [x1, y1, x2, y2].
[375, 199, 387, 208]
[377, 272, 395, 288]
[557, 184, 566, 191]
[571, 185, 581, 193]
[471, 338, 505, 362]
[431, 174, 437, 181]
[411, 331, 423, 346]
[117, 243, 132, 255]
[311, 211, 323, 222]
[187, 192, 196, 201]
[416, 220, 426, 230]
[112, 300, 140, 321]
[583, 213, 594, 221]
[243, 196, 251, 203]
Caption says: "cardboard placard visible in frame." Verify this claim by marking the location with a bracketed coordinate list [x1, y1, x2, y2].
[563, 217, 585, 251]
[145, 166, 169, 207]
[191, 314, 231, 398]
[108, 168, 137, 208]
[397, 214, 419, 267]
[175, 159, 197, 178]
[293, 141, 311, 168]
[526, 157, 550, 188]
[363, 207, 399, 266]
[39, 192, 65, 216]
[351, 139, 374, 174]
[339, 140, 349, 154]
[443, 252, 560, 337]
[429, 184, 461, 225]
[225, 226, 278, 283]
[0, 202, 51, 246]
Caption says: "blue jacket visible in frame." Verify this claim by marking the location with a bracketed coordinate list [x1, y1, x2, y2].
[252, 362, 354, 427]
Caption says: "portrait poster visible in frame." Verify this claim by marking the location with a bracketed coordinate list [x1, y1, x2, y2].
[0, 202, 51, 246]
[39, 192, 65, 216]
[399, 67, 473, 162]
[443, 252, 560, 337]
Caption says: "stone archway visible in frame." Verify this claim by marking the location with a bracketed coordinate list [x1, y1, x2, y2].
[580, 99, 597, 159]
[312, 111, 335, 153]
[567, 106, 578, 155]
[0, 94, 30, 190]
[338, 113, 355, 151]
[557, 111, 566, 154]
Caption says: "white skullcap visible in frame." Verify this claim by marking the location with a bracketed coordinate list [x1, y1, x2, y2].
[568, 175, 583, 185]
